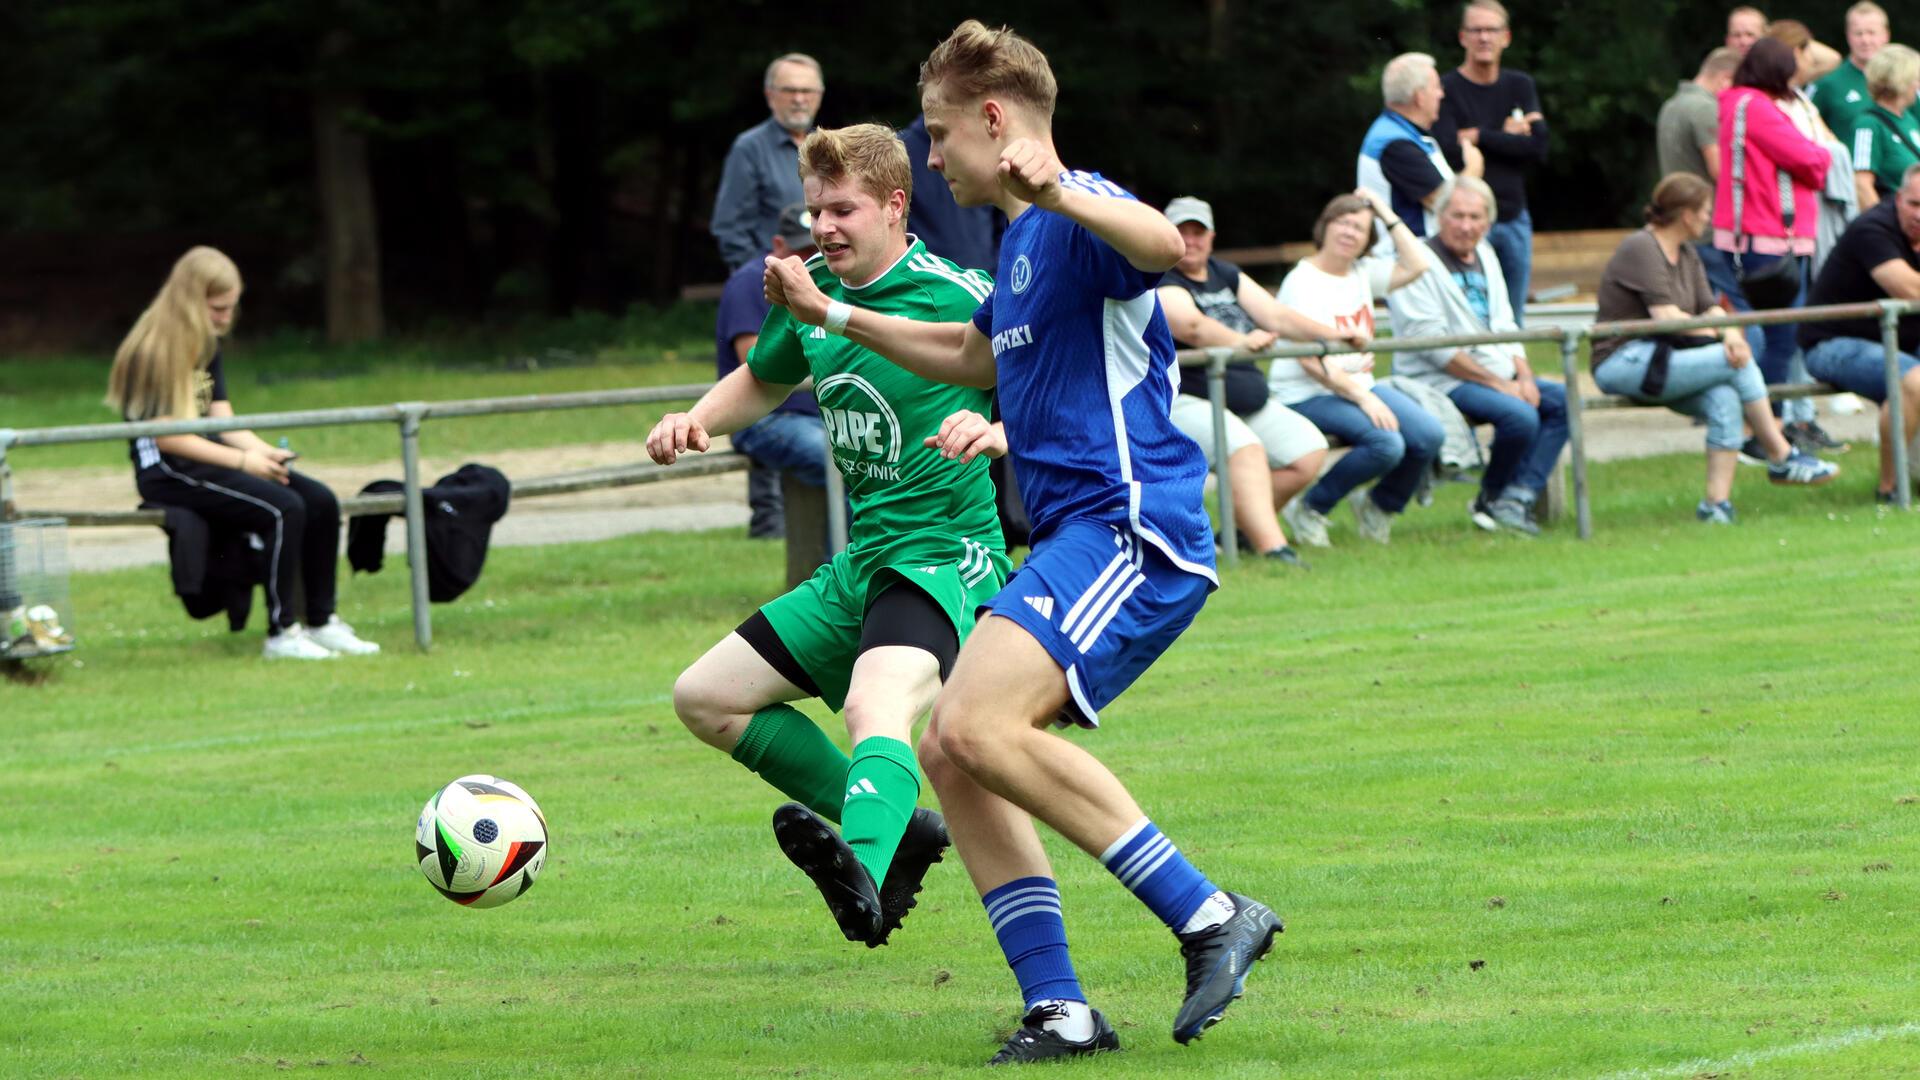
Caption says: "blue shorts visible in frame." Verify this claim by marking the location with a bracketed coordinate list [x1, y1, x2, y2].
[982, 520, 1213, 727]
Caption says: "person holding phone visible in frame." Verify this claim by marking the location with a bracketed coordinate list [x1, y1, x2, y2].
[105, 246, 378, 659]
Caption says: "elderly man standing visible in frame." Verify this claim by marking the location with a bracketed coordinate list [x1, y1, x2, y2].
[1387, 177, 1567, 535]
[1440, 0, 1547, 323]
[1813, 2, 1891, 135]
[1359, 52, 1483, 254]
[710, 53, 825, 271]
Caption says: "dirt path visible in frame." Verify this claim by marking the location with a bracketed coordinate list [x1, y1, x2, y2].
[15, 400, 1887, 574]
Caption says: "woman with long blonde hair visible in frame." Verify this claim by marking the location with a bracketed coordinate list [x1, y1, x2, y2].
[107, 247, 378, 659]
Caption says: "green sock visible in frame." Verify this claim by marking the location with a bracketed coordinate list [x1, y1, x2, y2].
[729, 705, 850, 824]
[841, 736, 921, 886]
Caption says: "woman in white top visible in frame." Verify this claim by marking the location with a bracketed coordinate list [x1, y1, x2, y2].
[1270, 188, 1438, 547]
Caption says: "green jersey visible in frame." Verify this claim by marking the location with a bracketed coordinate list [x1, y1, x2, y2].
[748, 235, 1006, 588]
[1848, 104, 1920, 197]
[1813, 60, 1871, 136]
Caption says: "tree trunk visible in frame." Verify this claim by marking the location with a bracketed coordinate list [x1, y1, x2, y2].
[313, 30, 383, 344]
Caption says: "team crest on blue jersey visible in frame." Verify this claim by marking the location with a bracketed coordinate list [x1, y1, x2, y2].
[1010, 254, 1033, 294]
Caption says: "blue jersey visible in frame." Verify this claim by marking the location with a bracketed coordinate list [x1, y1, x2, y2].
[970, 171, 1217, 585]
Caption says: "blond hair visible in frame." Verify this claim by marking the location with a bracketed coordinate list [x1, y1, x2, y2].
[1463, 0, 1509, 28]
[1848, 2, 1888, 27]
[1766, 18, 1812, 49]
[1867, 42, 1920, 100]
[918, 20, 1058, 118]
[106, 247, 241, 421]
[1699, 46, 1742, 78]
[799, 124, 912, 211]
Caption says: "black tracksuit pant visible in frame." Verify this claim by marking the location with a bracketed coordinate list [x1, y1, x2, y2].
[135, 451, 339, 633]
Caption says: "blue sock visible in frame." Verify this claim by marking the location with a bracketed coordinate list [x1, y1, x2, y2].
[982, 877, 1084, 1007]
[1100, 818, 1219, 932]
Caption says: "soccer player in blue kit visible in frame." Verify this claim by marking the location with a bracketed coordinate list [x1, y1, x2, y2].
[763, 19, 1282, 1064]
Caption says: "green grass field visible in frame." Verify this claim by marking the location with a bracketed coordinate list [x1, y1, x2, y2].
[6, 451, 1918, 1078]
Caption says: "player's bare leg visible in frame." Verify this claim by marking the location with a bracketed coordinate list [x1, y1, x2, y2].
[673, 632, 809, 753]
[928, 614, 1283, 1044]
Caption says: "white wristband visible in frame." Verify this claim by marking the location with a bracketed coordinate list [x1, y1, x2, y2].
[823, 301, 853, 336]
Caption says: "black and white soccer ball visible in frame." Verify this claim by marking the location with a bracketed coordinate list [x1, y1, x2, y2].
[415, 774, 548, 909]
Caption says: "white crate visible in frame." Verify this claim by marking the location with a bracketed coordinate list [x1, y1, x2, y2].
[1, 518, 75, 659]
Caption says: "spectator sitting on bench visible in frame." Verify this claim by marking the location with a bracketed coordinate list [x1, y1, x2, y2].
[1272, 187, 1439, 548]
[1387, 175, 1568, 536]
[1799, 162, 1920, 503]
[1155, 195, 1358, 567]
[104, 246, 380, 659]
[716, 203, 829, 538]
[1593, 174, 1839, 525]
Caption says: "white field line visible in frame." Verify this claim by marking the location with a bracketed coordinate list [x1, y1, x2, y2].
[1596, 1021, 1920, 1080]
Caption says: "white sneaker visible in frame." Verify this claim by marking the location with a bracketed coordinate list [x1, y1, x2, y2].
[1351, 490, 1394, 544]
[264, 625, 336, 660]
[1280, 499, 1332, 548]
[307, 616, 381, 656]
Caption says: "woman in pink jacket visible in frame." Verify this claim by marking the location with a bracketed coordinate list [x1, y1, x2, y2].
[1714, 36, 1832, 435]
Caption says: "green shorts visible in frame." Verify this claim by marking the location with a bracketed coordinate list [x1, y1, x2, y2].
[759, 534, 1010, 712]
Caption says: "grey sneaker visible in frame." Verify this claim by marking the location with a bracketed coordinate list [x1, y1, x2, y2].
[1767, 449, 1840, 486]
[1351, 491, 1393, 544]
[1696, 499, 1737, 525]
[1486, 497, 1541, 536]
[1280, 499, 1332, 548]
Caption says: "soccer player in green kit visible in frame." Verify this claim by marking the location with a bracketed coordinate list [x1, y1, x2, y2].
[645, 122, 1011, 946]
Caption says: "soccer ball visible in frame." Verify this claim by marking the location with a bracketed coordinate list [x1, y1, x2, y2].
[415, 774, 548, 908]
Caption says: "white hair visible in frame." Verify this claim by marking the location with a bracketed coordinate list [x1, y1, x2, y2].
[1438, 174, 1499, 222]
[764, 52, 823, 89]
[1382, 53, 1438, 106]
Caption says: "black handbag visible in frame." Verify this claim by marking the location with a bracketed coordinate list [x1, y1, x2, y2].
[1729, 94, 1806, 312]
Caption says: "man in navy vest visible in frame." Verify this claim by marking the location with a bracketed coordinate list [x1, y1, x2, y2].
[1357, 52, 1483, 256]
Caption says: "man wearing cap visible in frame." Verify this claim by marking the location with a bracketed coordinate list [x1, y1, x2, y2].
[715, 203, 828, 537]
[1155, 196, 1363, 566]
[712, 53, 825, 271]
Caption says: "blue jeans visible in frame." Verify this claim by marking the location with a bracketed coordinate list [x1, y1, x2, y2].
[1703, 246, 1814, 422]
[1291, 385, 1444, 514]
[1488, 208, 1533, 327]
[1805, 336, 1920, 402]
[1448, 378, 1568, 502]
[730, 410, 828, 488]
[1594, 339, 1768, 450]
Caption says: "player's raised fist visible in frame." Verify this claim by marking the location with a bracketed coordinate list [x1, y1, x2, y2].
[923, 409, 1006, 464]
[645, 411, 710, 465]
[764, 254, 829, 326]
[997, 138, 1061, 209]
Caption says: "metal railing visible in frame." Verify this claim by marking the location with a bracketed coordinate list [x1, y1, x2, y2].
[0, 384, 851, 652]
[1180, 299, 1915, 560]
[2, 299, 1910, 650]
